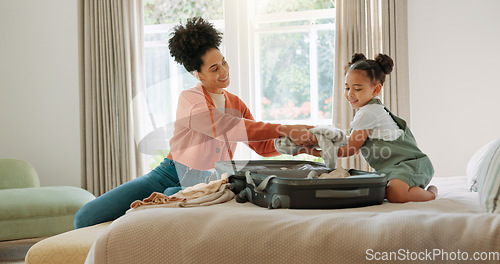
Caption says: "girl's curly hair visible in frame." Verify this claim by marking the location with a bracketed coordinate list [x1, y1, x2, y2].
[344, 53, 394, 85]
[168, 17, 223, 72]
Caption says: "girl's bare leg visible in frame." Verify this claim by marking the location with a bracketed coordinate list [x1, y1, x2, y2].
[386, 179, 437, 203]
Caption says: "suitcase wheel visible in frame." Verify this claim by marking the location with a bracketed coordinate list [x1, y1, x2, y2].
[235, 192, 247, 203]
[270, 194, 290, 209]
[235, 187, 253, 203]
[269, 197, 281, 209]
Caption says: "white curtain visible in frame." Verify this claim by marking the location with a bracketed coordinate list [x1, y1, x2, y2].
[81, 0, 145, 196]
[333, 0, 409, 171]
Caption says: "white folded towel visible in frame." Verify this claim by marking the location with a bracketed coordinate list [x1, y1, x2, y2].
[274, 126, 347, 169]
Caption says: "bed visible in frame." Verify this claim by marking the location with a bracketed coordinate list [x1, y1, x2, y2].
[82, 175, 500, 264]
[25, 137, 500, 264]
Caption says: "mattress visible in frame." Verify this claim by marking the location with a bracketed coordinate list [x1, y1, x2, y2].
[85, 176, 500, 264]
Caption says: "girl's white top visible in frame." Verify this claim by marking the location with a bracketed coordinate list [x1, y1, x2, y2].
[207, 91, 226, 113]
[350, 100, 404, 141]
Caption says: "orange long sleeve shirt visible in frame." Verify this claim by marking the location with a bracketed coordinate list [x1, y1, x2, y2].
[167, 83, 280, 170]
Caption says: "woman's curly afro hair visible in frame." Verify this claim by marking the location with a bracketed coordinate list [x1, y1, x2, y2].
[344, 53, 394, 85]
[168, 17, 223, 72]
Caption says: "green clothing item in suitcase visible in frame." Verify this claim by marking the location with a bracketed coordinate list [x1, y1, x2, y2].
[215, 160, 387, 209]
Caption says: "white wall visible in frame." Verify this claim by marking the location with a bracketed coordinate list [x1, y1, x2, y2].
[0, 0, 81, 187]
[408, 0, 500, 177]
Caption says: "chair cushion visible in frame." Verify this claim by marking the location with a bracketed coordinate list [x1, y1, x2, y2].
[0, 186, 95, 241]
[0, 159, 40, 189]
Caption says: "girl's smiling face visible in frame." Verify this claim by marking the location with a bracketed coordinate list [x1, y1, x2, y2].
[344, 69, 382, 109]
[198, 48, 230, 94]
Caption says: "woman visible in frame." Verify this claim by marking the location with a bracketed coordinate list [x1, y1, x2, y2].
[74, 17, 316, 228]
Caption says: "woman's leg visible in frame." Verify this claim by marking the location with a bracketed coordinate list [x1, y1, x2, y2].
[162, 162, 214, 196]
[74, 158, 179, 228]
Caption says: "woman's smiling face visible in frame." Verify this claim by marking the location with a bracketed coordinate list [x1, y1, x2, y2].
[198, 48, 230, 94]
[344, 69, 381, 109]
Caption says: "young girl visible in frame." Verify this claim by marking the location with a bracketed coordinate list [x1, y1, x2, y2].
[306, 53, 437, 203]
[342, 53, 437, 203]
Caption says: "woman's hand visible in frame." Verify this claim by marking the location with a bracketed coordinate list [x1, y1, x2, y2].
[278, 125, 318, 146]
[293, 146, 322, 157]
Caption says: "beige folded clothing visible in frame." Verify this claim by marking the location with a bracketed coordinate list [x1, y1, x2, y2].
[319, 166, 351, 178]
[306, 166, 351, 179]
[127, 173, 234, 212]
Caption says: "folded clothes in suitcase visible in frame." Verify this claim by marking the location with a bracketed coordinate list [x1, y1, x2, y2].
[215, 160, 387, 209]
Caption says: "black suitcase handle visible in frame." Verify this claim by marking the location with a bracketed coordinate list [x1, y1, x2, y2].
[244, 171, 276, 192]
[235, 172, 277, 204]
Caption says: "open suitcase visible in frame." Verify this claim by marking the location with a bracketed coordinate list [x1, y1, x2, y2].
[215, 160, 387, 209]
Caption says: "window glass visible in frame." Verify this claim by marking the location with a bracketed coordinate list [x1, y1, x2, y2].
[259, 31, 310, 121]
[254, 0, 334, 15]
[250, 0, 334, 161]
[317, 28, 335, 120]
[252, 1, 335, 125]
[144, 0, 223, 25]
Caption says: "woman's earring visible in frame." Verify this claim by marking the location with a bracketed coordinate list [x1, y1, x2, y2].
[192, 71, 200, 81]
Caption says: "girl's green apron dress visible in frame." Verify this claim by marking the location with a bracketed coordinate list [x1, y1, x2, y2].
[357, 99, 434, 188]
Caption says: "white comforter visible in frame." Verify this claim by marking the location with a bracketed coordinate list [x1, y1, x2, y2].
[86, 176, 500, 264]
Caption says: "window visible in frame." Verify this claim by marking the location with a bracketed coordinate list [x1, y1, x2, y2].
[251, 1, 335, 125]
[141, 0, 335, 170]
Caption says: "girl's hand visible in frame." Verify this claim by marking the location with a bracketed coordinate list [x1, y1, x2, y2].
[337, 129, 370, 157]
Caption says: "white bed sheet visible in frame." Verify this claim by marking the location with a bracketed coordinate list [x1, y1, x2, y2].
[86, 176, 500, 264]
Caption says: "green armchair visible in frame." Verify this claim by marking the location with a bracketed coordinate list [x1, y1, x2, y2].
[0, 159, 95, 241]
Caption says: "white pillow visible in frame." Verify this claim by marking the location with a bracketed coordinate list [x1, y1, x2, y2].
[472, 137, 500, 213]
[467, 139, 500, 191]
